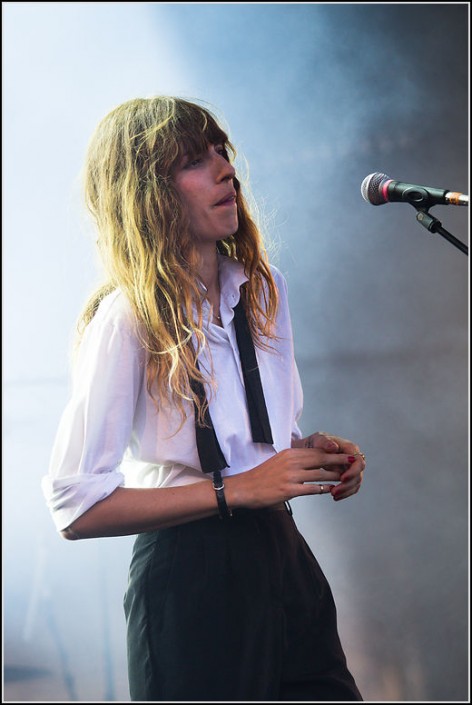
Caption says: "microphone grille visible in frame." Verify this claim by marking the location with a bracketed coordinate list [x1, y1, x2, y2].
[361, 172, 389, 205]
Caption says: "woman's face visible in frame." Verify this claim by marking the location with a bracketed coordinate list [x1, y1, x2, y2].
[173, 143, 238, 244]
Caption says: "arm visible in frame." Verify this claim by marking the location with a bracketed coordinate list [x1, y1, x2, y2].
[62, 446, 358, 539]
[61, 482, 219, 539]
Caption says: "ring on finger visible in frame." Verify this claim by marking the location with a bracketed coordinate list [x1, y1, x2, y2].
[319, 484, 325, 494]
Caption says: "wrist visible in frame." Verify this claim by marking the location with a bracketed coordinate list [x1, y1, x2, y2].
[223, 473, 254, 511]
[212, 470, 233, 519]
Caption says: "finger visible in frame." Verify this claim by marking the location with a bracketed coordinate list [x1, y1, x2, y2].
[341, 446, 366, 471]
[315, 482, 336, 496]
[309, 433, 339, 452]
[332, 452, 366, 474]
[341, 471, 363, 488]
[318, 433, 348, 446]
[299, 482, 337, 497]
[302, 451, 357, 468]
[338, 445, 359, 459]
[331, 485, 361, 501]
[328, 436, 361, 456]
[340, 462, 364, 482]
[298, 469, 342, 484]
[331, 475, 363, 501]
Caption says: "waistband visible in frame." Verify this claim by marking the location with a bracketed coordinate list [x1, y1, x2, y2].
[232, 501, 292, 515]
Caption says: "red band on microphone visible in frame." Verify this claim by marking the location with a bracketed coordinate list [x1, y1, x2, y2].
[382, 179, 393, 202]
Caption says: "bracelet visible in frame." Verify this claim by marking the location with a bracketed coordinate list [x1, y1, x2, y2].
[212, 470, 233, 520]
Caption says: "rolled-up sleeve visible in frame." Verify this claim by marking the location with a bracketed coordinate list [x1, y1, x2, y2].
[42, 301, 145, 532]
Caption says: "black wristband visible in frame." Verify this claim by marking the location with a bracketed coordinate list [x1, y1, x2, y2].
[212, 470, 233, 520]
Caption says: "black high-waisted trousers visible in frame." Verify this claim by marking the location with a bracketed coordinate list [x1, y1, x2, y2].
[124, 504, 363, 702]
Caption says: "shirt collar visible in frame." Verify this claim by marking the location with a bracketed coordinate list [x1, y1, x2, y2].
[195, 254, 249, 330]
[217, 253, 248, 307]
[197, 254, 248, 305]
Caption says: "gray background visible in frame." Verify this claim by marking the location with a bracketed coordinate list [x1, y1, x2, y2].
[3, 2, 469, 702]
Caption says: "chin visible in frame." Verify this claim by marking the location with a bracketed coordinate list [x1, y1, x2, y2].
[226, 222, 239, 238]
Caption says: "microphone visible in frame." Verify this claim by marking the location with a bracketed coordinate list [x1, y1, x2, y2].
[361, 172, 469, 208]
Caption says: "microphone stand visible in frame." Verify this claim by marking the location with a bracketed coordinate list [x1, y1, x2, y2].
[414, 207, 468, 255]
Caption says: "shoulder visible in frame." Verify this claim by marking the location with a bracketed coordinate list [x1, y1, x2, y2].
[81, 289, 143, 352]
[268, 263, 289, 296]
[92, 289, 138, 332]
[72, 290, 146, 393]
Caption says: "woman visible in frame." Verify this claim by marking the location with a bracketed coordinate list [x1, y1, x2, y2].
[42, 96, 365, 701]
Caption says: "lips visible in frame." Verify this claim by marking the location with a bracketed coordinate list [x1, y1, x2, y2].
[214, 191, 237, 206]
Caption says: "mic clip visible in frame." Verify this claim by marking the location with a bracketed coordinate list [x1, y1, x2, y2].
[414, 206, 468, 255]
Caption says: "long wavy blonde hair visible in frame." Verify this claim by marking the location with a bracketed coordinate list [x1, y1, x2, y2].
[79, 96, 279, 424]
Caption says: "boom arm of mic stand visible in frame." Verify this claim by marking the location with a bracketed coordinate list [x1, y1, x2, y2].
[414, 207, 468, 255]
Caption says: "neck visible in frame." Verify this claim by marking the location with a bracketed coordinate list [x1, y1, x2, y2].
[196, 244, 221, 322]
[196, 244, 219, 292]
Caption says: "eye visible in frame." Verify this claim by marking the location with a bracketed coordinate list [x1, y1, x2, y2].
[184, 156, 203, 169]
[215, 144, 229, 161]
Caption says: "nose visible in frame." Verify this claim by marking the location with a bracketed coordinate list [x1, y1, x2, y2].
[214, 150, 236, 182]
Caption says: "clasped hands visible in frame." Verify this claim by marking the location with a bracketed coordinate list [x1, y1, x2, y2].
[226, 431, 366, 509]
[291, 431, 366, 501]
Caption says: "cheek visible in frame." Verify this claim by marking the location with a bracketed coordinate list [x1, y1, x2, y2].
[174, 190, 194, 222]
[185, 197, 206, 226]
[176, 184, 202, 217]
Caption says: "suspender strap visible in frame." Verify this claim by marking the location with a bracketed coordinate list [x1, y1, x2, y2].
[232, 299, 274, 445]
[192, 296, 273, 476]
[190, 367, 228, 475]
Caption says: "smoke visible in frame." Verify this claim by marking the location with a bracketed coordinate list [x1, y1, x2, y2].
[4, 3, 468, 701]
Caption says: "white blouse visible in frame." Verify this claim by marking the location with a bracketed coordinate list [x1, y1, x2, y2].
[42, 255, 303, 531]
